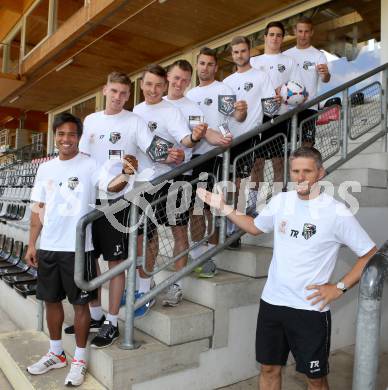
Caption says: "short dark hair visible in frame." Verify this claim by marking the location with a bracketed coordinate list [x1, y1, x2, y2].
[264, 21, 285, 37]
[230, 36, 251, 50]
[290, 146, 323, 168]
[107, 71, 131, 86]
[197, 47, 217, 64]
[52, 112, 83, 138]
[296, 16, 313, 28]
[168, 59, 193, 75]
[142, 64, 167, 80]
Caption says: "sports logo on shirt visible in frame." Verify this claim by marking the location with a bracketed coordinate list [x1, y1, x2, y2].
[67, 177, 79, 190]
[204, 98, 213, 106]
[109, 132, 121, 144]
[303, 61, 315, 70]
[302, 223, 316, 240]
[148, 121, 158, 132]
[244, 82, 253, 91]
[218, 95, 236, 116]
[277, 64, 286, 73]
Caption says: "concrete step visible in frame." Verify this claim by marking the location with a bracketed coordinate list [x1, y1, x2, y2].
[214, 244, 272, 277]
[156, 269, 265, 349]
[0, 331, 106, 390]
[340, 152, 388, 170]
[98, 285, 213, 346]
[325, 168, 388, 188]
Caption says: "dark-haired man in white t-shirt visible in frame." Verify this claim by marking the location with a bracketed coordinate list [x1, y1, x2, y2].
[284, 16, 331, 147]
[198, 146, 376, 390]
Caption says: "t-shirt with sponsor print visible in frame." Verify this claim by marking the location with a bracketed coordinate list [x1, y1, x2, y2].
[79, 109, 153, 198]
[253, 190, 375, 312]
[284, 45, 328, 108]
[31, 153, 102, 252]
[186, 80, 235, 155]
[223, 67, 275, 137]
[250, 53, 302, 115]
[133, 99, 191, 179]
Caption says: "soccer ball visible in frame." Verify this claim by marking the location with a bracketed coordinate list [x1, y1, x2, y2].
[280, 81, 308, 106]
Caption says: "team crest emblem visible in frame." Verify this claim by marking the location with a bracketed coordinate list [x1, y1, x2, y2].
[303, 61, 315, 70]
[109, 132, 121, 144]
[218, 95, 236, 116]
[204, 98, 213, 106]
[261, 97, 280, 118]
[148, 121, 158, 132]
[277, 64, 286, 73]
[67, 177, 79, 190]
[146, 135, 174, 162]
[302, 223, 316, 240]
[244, 82, 253, 91]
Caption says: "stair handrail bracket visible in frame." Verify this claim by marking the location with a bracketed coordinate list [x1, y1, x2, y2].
[352, 242, 388, 390]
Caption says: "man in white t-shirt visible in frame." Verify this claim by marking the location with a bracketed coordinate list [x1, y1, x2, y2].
[250, 21, 302, 187]
[74, 72, 184, 349]
[134, 64, 207, 299]
[198, 146, 376, 390]
[25, 113, 136, 386]
[284, 16, 331, 147]
[186, 46, 247, 277]
[223, 35, 276, 248]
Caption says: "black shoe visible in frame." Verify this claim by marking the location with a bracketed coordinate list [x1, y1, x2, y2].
[90, 320, 119, 349]
[64, 314, 106, 335]
[227, 238, 241, 250]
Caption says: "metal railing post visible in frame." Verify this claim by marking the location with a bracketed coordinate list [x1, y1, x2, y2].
[342, 88, 349, 160]
[37, 300, 44, 331]
[290, 114, 298, 152]
[120, 202, 140, 350]
[219, 149, 230, 244]
[382, 68, 388, 152]
[352, 244, 388, 390]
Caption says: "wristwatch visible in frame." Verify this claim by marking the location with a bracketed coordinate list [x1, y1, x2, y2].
[336, 281, 347, 293]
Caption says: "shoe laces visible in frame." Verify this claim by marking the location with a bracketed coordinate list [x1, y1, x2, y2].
[97, 322, 114, 338]
[70, 359, 86, 374]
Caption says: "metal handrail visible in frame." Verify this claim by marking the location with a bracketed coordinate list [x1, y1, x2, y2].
[352, 242, 388, 390]
[73, 63, 388, 350]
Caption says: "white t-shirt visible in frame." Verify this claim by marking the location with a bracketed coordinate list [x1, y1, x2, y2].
[133, 99, 191, 179]
[250, 53, 301, 115]
[31, 154, 99, 252]
[79, 109, 153, 198]
[253, 191, 375, 311]
[164, 95, 204, 173]
[283, 45, 328, 108]
[223, 68, 275, 137]
[186, 80, 235, 155]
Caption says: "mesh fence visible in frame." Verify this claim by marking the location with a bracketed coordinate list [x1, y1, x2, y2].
[349, 81, 382, 140]
[299, 105, 341, 162]
[139, 174, 217, 276]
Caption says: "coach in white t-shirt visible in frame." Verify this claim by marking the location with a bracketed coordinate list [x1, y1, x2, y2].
[186, 46, 248, 278]
[134, 63, 207, 301]
[284, 16, 331, 147]
[198, 146, 376, 390]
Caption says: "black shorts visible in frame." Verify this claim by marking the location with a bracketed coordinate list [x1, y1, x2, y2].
[230, 138, 255, 179]
[298, 109, 318, 145]
[36, 250, 97, 305]
[254, 115, 290, 159]
[191, 154, 222, 210]
[149, 175, 192, 227]
[256, 299, 331, 379]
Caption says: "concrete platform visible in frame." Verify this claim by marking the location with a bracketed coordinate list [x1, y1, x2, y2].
[325, 167, 388, 188]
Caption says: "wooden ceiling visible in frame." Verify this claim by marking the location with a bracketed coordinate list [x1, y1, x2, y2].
[0, 0, 382, 114]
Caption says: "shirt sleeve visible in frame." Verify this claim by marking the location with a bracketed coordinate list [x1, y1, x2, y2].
[334, 204, 375, 257]
[169, 107, 192, 144]
[253, 194, 281, 233]
[30, 166, 46, 203]
[78, 116, 90, 155]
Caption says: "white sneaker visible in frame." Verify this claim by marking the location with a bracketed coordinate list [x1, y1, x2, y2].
[162, 283, 183, 307]
[27, 351, 67, 375]
[64, 359, 87, 386]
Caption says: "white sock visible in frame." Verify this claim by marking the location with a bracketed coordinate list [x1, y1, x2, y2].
[74, 347, 87, 362]
[49, 339, 63, 356]
[139, 277, 151, 294]
[227, 220, 236, 235]
[190, 243, 208, 259]
[106, 314, 118, 327]
[89, 306, 103, 321]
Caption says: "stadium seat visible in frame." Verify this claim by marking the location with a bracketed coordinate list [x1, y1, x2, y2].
[0, 241, 23, 274]
[0, 237, 13, 261]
